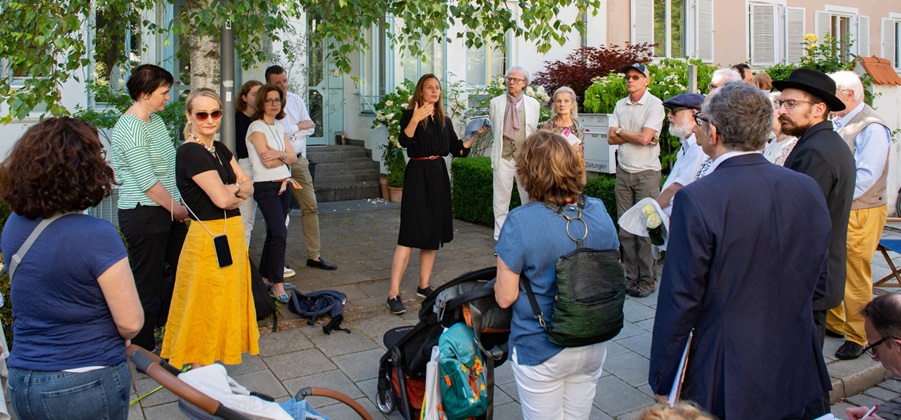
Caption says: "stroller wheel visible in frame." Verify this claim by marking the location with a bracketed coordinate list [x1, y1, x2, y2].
[375, 385, 396, 414]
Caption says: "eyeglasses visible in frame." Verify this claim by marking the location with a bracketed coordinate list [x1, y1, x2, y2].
[505, 77, 526, 84]
[100, 149, 107, 160]
[194, 110, 223, 121]
[862, 336, 898, 358]
[693, 112, 710, 127]
[263, 98, 284, 104]
[775, 99, 818, 110]
[625, 75, 643, 81]
[708, 83, 720, 91]
[667, 107, 690, 116]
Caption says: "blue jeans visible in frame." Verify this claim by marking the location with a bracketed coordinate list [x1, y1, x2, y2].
[8, 362, 130, 420]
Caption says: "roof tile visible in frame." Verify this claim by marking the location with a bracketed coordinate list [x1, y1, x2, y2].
[857, 56, 901, 86]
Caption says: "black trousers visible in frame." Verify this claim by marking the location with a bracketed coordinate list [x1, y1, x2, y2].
[253, 181, 291, 284]
[118, 205, 188, 351]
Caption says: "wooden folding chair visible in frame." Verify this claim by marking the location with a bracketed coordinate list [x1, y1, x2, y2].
[876, 238, 901, 288]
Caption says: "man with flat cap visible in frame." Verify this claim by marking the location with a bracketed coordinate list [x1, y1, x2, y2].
[656, 92, 706, 217]
[608, 63, 666, 298]
[774, 68, 855, 346]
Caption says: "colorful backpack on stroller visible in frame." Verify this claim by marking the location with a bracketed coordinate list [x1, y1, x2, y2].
[438, 323, 487, 419]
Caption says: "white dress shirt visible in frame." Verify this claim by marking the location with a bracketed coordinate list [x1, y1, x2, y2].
[277, 91, 316, 156]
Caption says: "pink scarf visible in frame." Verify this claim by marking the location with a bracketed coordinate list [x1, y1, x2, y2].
[503, 91, 524, 139]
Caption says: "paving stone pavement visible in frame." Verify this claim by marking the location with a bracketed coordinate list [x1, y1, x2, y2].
[126, 201, 901, 419]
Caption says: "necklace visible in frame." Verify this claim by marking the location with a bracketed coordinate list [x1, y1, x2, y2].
[264, 122, 285, 153]
[189, 132, 217, 154]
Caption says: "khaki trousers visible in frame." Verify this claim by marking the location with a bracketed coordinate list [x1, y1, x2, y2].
[615, 165, 660, 284]
[826, 205, 887, 345]
[289, 154, 321, 260]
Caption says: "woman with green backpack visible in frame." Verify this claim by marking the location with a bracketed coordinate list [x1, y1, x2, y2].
[494, 131, 621, 419]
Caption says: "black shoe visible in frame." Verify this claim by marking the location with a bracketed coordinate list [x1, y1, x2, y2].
[627, 281, 655, 298]
[825, 329, 845, 339]
[835, 341, 864, 360]
[307, 257, 337, 270]
[416, 286, 433, 298]
[387, 295, 407, 314]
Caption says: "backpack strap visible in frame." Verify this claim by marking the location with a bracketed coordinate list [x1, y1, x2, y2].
[520, 273, 549, 332]
[541, 195, 588, 248]
[7, 213, 75, 280]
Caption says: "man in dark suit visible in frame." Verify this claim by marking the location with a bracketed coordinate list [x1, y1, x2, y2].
[649, 81, 833, 419]
[776, 69, 856, 347]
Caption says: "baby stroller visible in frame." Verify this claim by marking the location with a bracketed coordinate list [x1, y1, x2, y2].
[127, 345, 372, 419]
[375, 267, 510, 420]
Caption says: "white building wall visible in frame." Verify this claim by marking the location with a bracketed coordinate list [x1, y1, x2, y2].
[873, 84, 901, 216]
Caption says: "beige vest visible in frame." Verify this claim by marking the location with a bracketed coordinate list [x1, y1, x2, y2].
[839, 105, 890, 209]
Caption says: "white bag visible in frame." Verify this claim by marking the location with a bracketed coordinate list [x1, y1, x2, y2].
[618, 197, 670, 251]
[420, 346, 446, 420]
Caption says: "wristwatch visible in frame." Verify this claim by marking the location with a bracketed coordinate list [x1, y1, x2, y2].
[615, 127, 624, 136]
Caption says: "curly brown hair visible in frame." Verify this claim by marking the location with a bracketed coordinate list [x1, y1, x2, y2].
[0, 117, 115, 218]
[251, 84, 286, 121]
[516, 131, 585, 207]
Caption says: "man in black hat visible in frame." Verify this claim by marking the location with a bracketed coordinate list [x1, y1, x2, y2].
[608, 63, 666, 298]
[774, 68, 855, 347]
[656, 92, 706, 216]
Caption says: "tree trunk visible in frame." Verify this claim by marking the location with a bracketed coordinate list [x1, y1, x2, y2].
[186, 0, 219, 90]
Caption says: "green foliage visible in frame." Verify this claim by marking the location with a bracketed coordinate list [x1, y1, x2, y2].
[450, 158, 617, 227]
[798, 33, 856, 74]
[0, 200, 11, 349]
[584, 58, 716, 173]
[372, 80, 415, 187]
[74, 84, 187, 145]
[1, 0, 602, 122]
[764, 63, 798, 85]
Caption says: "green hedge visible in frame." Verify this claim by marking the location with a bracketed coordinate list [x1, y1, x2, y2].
[451, 157, 618, 226]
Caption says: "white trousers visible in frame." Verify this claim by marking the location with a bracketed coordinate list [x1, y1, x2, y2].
[511, 343, 607, 420]
[237, 158, 257, 246]
[493, 157, 529, 240]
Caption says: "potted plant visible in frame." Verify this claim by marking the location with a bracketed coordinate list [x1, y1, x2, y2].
[371, 79, 415, 202]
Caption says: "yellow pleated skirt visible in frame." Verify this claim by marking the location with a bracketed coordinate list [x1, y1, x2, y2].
[161, 216, 259, 367]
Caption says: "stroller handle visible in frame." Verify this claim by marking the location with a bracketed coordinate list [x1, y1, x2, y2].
[296, 387, 374, 420]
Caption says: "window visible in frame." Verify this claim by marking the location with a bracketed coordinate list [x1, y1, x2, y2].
[359, 18, 390, 113]
[466, 41, 505, 86]
[884, 17, 901, 68]
[633, 0, 712, 62]
[399, 38, 445, 84]
[815, 9, 869, 61]
[90, 5, 142, 95]
[749, 4, 805, 66]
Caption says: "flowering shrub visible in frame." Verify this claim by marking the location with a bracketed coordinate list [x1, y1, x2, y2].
[371, 79, 415, 187]
[533, 43, 655, 110]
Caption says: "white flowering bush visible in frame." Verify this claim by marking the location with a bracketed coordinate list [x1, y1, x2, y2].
[371, 79, 416, 187]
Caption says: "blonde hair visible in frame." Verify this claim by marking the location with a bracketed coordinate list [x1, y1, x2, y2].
[183, 88, 221, 140]
[516, 131, 585, 207]
[639, 402, 717, 420]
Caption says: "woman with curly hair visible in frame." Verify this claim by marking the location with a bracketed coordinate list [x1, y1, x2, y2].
[110, 64, 188, 352]
[161, 88, 258, 368]
[0, 117, 143, 420]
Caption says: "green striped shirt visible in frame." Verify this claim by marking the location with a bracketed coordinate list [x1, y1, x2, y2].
[110, 113, 181, 209]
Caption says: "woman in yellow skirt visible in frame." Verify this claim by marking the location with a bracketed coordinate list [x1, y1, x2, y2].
[161, 88, 259, 368]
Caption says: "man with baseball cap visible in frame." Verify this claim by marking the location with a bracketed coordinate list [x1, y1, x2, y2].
[608, 63, 666, 298]
[656, 92, 706, 217]
[774, 68, 855, 347]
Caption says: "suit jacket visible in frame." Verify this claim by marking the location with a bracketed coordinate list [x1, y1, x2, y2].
[649, 153, 832, 419]
[489, 94, 540, 169]
[783, 120, 855, 311]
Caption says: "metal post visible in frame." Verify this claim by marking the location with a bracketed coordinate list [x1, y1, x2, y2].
[220, 20, 235, 151]
[687, 64, 697, 94]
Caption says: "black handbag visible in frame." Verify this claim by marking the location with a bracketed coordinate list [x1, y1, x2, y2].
[522, 195, 626, 347]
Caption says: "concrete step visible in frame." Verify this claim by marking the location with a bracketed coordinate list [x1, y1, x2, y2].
[314, 180, 382, 202]
[306, 143, 383, 203]
[306, 144, 372, 162]
[315, 159, 380, 172]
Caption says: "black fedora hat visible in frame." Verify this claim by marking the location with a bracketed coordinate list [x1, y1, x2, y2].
[772, 68, 845, 111]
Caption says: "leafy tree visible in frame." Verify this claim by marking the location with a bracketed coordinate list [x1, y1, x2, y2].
[0, 0, 602, 123]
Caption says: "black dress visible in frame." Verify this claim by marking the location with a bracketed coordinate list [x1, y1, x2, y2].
[397, 110, 470, 250]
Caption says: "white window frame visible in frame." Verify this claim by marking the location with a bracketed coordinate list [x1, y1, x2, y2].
[815, 8, 866, 59]
[397, 37, 447, 86]
[464, 40, 505, 88]
[634, 0, 697, 59]
[883, 15, 901, 69]
[359, 18, 393, 114]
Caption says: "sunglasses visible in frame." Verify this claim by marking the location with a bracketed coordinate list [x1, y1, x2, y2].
[625, 75, 643, 81]
[194, 110, 223, 121]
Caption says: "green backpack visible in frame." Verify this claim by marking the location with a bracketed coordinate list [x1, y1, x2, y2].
[438, 323, 487, 418]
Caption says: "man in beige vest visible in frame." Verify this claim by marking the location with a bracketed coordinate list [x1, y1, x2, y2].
[826, 71, 893, 360]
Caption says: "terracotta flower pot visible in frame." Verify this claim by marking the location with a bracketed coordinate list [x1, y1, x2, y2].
[379, 176, 390, 200]
[389, 187, 403, 203]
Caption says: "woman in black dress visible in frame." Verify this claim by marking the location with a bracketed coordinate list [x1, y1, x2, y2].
[386, 74, 481, 314]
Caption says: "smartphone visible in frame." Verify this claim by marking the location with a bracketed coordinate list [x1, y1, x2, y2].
[213, 234, 233, 268]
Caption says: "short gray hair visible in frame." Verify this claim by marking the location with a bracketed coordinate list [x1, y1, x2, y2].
[711, 68, 741, 84]
[552, 86, 578, 118]
[703, 81, 772, 151]
[507, 66, 531, 85]
[830, 70, 864, 103]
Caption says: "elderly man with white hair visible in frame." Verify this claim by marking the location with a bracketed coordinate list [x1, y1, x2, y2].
[489, 66, 541, 241]
[825, 70, 893, 360]
[707, 68, 742, 93]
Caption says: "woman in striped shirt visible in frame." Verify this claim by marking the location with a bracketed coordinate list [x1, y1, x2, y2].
[111, 64, 189, 352]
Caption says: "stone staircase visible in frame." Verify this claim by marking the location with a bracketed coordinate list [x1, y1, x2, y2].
[306, 141, 382, 202]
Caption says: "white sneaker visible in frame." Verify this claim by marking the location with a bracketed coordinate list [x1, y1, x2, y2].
[283, 266, 296, 278]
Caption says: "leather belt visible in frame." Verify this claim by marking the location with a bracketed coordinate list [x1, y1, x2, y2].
[410, 155, 441, 161]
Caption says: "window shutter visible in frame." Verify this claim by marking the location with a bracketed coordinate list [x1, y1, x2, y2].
[883, 18, 897, 68]
[632, 0, 654, 46]
[785, 7, 805, 64]
[750, 4, 777, 66]
[858, 16, 869, 57]
[697, 0, 713, 62]
[816, 11, 831, 41]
